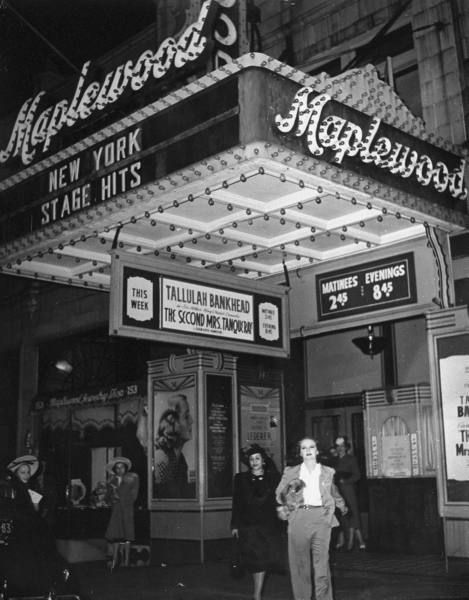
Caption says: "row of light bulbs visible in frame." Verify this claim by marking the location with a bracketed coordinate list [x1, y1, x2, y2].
[1, 161, 443, 286]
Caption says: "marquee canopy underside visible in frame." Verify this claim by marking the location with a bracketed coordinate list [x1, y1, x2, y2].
[1, 51, 467, 291]
[0, 142, 464, 291]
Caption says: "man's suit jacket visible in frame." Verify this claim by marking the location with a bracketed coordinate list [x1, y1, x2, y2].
[275, 463, 346, 526]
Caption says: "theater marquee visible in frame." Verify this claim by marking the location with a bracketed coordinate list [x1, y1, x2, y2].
[109, 252, 290, 357]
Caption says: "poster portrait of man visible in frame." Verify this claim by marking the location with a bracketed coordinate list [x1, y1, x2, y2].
[152, 380, 196, 499]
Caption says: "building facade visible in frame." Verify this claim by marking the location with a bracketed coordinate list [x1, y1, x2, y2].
[0, 0, 469, 563]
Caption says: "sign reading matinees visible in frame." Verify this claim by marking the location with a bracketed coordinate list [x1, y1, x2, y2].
[316, 252, 417, 320]
[109, 252, 289, 357]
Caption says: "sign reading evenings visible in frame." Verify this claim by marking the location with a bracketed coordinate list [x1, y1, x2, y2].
[316, 252, 417, 320]
[110, 252, 290, 357]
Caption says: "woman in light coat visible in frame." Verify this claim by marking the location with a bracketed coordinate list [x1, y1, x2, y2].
[276, 437, 347, 600]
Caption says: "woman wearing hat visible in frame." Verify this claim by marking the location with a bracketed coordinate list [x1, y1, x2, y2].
[231, 444, 283, 600]
[7, 454, 41, 511]
[105, 456, 139, 570]
[3, 455, 74, 596]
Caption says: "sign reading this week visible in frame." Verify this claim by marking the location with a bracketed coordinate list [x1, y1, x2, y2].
[316, 252, 417, 320]
[110, 252, 290, 357]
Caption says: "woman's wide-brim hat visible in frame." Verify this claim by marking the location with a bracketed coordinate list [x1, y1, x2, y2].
[241, 444, 268, 466]
[7, 455, 39, 476]
[106, 456, 132, 473]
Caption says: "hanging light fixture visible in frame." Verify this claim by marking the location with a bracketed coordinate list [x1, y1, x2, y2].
[352, 325, 386, 358]
[54, 359, 73, 374]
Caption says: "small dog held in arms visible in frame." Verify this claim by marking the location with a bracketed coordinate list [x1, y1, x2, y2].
[276, 478, 306, 520]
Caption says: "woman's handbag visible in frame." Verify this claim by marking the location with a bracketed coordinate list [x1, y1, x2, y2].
[230, 536, 245, 579]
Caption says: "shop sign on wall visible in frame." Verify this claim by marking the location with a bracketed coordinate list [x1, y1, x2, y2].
[34, 381, 144, 410]
[110, 251, 289, 357]
[316, 252, 417, 320]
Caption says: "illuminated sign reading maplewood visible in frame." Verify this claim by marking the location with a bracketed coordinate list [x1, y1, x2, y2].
[316, 252, 417, 320]
[109, 252, 290, 357]
[275, 87, 467, 206]
[0, 0, 239, 168]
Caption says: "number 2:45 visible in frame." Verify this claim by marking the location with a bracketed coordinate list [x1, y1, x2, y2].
[328, 292, 348, 310]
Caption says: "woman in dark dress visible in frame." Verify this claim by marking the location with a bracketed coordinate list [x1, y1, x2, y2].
[231, 445, 282, 600]
[0, 455, 74, 596]
[334, 436, 366, 551]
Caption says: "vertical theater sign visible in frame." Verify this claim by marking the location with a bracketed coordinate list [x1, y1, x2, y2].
[0, 0, 245, 167]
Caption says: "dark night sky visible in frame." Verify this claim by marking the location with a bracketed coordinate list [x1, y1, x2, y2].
[0, 0, 158, 114]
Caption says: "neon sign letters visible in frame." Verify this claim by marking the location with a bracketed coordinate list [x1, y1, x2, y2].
[275, 87, 467, 201]
[0, 0, 230, 167]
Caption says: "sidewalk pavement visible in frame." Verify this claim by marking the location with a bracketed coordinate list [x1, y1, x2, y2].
[73, 551, 469, 600]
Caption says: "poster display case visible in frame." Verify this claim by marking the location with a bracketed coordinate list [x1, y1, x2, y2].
[363, 384, 436, 479]
[426, 306, 469, 559]
[239, 383, 283, 473]
[363, 383, 442, 554]
[427, 307, 469, 518]
[148, 351, 237, 563]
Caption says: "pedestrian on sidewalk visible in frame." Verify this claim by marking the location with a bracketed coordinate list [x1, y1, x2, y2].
[231, 444, 283, 600]
[276, 437, 347, 600]
[333, 436, 366, 552]
[105, 456, 139, 570]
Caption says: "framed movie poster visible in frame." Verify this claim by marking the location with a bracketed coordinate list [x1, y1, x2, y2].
[206, 374, 233, 499]
[239, 385, 282, 473]
[152, 375, 197, 500]
[437, 334, 469, 504]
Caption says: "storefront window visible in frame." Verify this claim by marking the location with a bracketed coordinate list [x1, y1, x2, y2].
[38, 381, 148, 512]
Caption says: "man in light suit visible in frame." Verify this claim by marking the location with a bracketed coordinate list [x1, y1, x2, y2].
[276, 437, 347, 600]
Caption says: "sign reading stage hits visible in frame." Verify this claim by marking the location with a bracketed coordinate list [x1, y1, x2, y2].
[316, 252, 417, 320]
[109, 252, 290, 357]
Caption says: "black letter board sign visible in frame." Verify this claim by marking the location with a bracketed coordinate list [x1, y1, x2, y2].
[316, 252, 417, 320]
[110, 251, 290, 357]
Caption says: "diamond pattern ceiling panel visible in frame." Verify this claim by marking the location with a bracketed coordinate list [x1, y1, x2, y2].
[0, 146, 464, 290]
